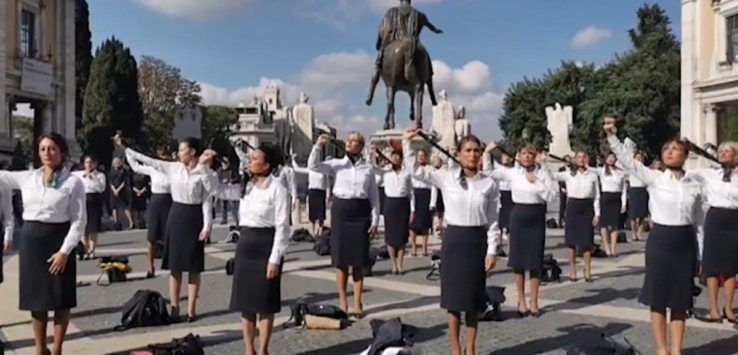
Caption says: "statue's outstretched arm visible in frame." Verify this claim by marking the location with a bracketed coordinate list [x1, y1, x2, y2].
[376, 34, 382, 51]
[422, 13, 443, 34]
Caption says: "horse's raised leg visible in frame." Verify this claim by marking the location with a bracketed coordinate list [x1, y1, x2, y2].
[415, 85, 425, 129]
[384, 86, 397, 130]
[409, 91, 416, 124]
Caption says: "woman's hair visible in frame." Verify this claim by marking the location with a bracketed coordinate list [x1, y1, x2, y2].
[181, 137, 202, 156]
[84, 154, 98, 163]
[604, 152, 617, 175]
[661, 139, 689, 155]
[38, 132, 69, 159]
[518, 142, 537, 155]
[390, 149, 403, 159]
[456, 135, 482, 152]
[347, 131, 365, 149]
[718, 141, 738, 155]
[240, 143, 281, 197]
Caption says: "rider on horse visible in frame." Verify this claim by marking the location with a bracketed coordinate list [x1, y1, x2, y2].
[366, 0, 442, 106]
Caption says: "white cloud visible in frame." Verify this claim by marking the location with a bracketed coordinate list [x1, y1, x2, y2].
[300, 51, 373, 93]
[366, 0, 443, 13]
[135, 0, 254, 20]
[432, 60, 491, 94]
[571, 26, 612, 49]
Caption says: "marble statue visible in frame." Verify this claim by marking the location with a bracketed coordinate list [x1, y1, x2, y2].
[545, 103, 575, 157]
[291, 92, 315, 163]
[431, 89, 456, 151]
[454, 105, 471, 142]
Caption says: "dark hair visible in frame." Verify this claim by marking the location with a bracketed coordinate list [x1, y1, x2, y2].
[180, 137, 202, 156]
[604, 152, 617, 175]
[83, 154, 98, 163]
[240, 143, 281, 197]
[661, 139, 689, 155]
[390, 149, 403, 159]
[38, 132, 69, 158]
[456, 135, 482, 152]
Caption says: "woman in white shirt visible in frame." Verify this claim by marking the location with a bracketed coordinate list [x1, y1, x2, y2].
[596, 152, 627, 257]
[293, 158, 329, 237]
[604, 118, 702, 355]
[128, 148, 172, 279]
[381, 149, 414, 275]
[404, 129, 499, 355]
[0, 133, 85, 355]
[409, 149, 433, 257]
[309, 132, 380, 316]
[202, 143, 289, 355]
[628, 152, 650, 242]
[496, 153, 515, 246]
[429, 156, 446, 237]
[72, 155, 106, 260]
[691, 142, 738, 324]
[484, 142, 557, 317]
[118, 136, 215, 322]
[551, 151, 600, 282]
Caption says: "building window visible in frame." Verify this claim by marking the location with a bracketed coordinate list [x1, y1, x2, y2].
[20, 10, 36, 58]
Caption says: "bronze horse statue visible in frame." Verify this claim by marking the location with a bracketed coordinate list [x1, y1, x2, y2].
[376, 40, 434, 130]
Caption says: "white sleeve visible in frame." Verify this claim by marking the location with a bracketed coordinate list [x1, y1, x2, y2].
[368, 169, 381, 228]
[594, 179, 601, 217]
[60, 179, 86, 254]
[607, 135, 659, 186]
[486, 183, 501, 255]
[94, 172, 107, 192]
[269, 186, 291, 265]
[125, 148, 177, 176]
[1, 188, 13, 243]
[0, 170, 30, 190]
[403, 139, 445, 188]
[202, 196, 213, 232]
[307, 145, 335, 176]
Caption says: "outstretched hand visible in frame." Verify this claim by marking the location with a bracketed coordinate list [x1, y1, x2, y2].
[317, 134, 331, 147]
[603, 117, 617, 136]
[403, 127, 419, 141]
[199, 149, 218, 166]
[485, 141, 498, 154]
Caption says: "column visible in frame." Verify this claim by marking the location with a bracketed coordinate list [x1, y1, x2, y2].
[0, 0, 8, 139]
[681, 0, 696, 142]
[702, 104, 718, 146]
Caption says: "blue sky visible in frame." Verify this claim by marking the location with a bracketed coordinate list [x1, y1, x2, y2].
[86, 0, 681, 140]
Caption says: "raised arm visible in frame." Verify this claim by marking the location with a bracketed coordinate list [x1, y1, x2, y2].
[127, 154, 157, 177]
[307, 140, 337, 177]
[125, 148, 177, 176]
[291, 159, 311, 175]
[60, 179, 86, 255]
[482, 143, 512, 182]
[269, 185, 291, 265]
[0, 170, 31, 190]
[606, 135, 659, 185]
[402, 138, 444, 188]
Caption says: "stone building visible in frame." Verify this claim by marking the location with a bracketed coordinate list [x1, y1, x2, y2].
[0, 0, 77, 157]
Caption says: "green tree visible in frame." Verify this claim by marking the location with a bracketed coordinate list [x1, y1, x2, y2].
[138, 56, 201, 150]
[82, 37, 143, 167]
[75, 0, 93, 140]
[202, 106, 239, 162]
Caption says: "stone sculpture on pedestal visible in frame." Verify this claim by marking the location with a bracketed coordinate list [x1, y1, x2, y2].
[545, 103, 575, 158]
[454, 105, 471, 142]
[291, 92, 315, 163]
[431, 89, 456, 152]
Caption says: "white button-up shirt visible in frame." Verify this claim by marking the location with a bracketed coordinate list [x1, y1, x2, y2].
[209, 175, 290, 265]
[382, 167, 414, 205]
[308, 145, 380, 227]
[552, 168, 601, 216]
[483, 155, 557, 205]
[628, 173, 646, 188]
[411, 165, 434, 189]
[608, 135, 703, 227]
[72, 170, 107, 194]
[125, 148, 213, 232]
[127, 155, 171, 194]
[274, 166, 298, 200]
[404, 140, 500, 254]
[0, 187, 14, 243]
[0, 168, 85, 254]
[690, 167, 738, 209]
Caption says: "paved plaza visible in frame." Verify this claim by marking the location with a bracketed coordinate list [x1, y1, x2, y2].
[1, 218, 737, 354]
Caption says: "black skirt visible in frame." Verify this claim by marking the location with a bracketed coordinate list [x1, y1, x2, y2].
[85, 192, 103, 235]
[131, 193, 148, 212]
[436, 189, 445, 214]
[638, 224, 696, 312]
[410, 188, 432, 234]
[112, 189, 130, 209]
[508, 204, 546, 271]
[702, 207, 738, 277]
[384, 197, 410, 248]
[441, 225, 487, 312]
[147, 193, 172, 243]
[498, 190, 513, 230]
[162, 202, 204, 273]
[308, 189, 327, 223]
[565, 198, 595, 249]
[230, 227, 282, 314]
[628, 187, 649, 221]
[378, 187, 386, 216]
[330, 198, 371, 268]
[19, 221, 75, 311]
[600, 192, 622, 229]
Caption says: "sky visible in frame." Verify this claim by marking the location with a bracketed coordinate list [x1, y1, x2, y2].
[76, 0, 681, 141]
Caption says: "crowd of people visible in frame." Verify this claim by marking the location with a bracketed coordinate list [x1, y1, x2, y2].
[0, 116, 736, 355]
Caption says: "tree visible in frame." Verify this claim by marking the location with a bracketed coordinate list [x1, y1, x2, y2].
[202, 106, 239, 163]
[138, 56, 201, 150]
[82, 37, 143, 168]
[75, 0, 93, 139]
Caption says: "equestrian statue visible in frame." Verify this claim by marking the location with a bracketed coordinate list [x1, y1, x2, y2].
[366, 0, 442, 130]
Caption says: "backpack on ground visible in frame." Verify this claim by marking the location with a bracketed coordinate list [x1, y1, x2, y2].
[425, 250, 442, 281]
[226, 257, 235, 276]
[97, 255, 132, 286]
[115, 290, 171, 331]
[147, 333, 204, 355]
[546, 219, 558, 229]
[376, 245, 390, 259]
[541, 254, 562, 283]
[479, 286, 506, 322]
[283, 297, 348, 329]
[590, 244, 608, 258]
[314, 233, 331, 256]
[291, 228, 313, 243]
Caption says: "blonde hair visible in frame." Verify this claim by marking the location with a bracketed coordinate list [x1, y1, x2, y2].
[718, 141, 738, 155]
[347, 131, 365, 149]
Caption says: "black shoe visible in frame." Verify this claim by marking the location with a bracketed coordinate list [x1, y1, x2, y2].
[724, 308, 737, 324]
[170, 306, 180, 322]
[696, 314, 723, 323]
[186, 315, 197, 323]
[530, 310, 542, 318]
[145, 271, 155, 279]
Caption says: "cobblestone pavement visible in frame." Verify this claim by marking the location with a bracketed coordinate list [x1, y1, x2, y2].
[1, 217, 737, 355]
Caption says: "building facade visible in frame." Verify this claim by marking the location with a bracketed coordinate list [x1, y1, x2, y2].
[683, 0, 738, 165]
[1, 0, 76, 157]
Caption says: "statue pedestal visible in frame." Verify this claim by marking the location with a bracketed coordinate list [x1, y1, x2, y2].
[370, 129, 430, 151]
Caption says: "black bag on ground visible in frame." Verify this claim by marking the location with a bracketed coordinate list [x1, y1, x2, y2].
[115, 290, 171, 331]
[541, 254, 562, 283]
[479, 286, 506, 321]
[366, 318, 418, 355]
[147, 333, 204, 355]
[590, 244, 608, 258]
[226, 257, 235, 276]
[291, 228, 313, 242]
[546, 219, 558, 229]
[376, 244, 390, 259]
[284, 297, 348, 328]
[314, 233, 331, 256]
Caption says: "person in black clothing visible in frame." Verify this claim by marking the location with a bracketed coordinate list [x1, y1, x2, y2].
[110, 157, 133, 229]
[558, 155, 571, 228]
[131, 172, 150, 229]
